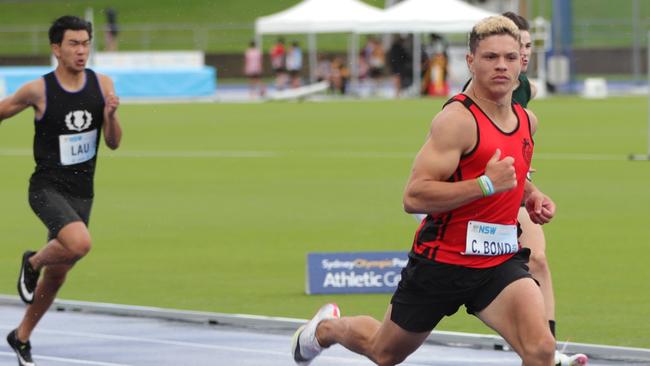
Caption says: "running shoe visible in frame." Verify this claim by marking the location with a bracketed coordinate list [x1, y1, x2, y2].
[17, 251, 40, 304]
[556, 350, 588, 366]
[291, 303, 341, 365]
[6, 329, 35, 366]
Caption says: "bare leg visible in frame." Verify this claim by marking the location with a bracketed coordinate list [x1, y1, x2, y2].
[252, 77, 265, 97]
[317, 305, 430, 366]
[29, 221, 91, 270]
[16, 264, 72, 342]
[392, 75, 401, 98]
[477, 278, 555, 366]
[16, 221, 91, 341]
[248, 77, 256, 98]
[518, 207, 555, 324]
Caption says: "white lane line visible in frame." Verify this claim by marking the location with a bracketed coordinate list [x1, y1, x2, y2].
[0, 149, 279, 159]
[534, 152, 623, 161]
[0, 327, 376, 364]
[0, 148, 628, 161]
[1, 327, 288, 357]
[0, 331, 488, 366]
[0, 325, 516, 365]
[105, 150, 280, 158]
[92, 151, 630, 161]
[0, 351, 134, 366]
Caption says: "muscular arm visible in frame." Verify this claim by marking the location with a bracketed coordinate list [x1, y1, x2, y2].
[0, 80, 42, 124]
[403, 136, 482, 214]
[99, 74, 122, 150]
[403, 104, 517, 215]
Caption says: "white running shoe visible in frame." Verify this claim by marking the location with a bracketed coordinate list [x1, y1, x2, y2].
[555, 350, 588, 366]
[291, 303, 341, 366]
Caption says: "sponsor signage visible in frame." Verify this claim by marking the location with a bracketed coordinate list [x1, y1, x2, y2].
[306, 251, 408, 294]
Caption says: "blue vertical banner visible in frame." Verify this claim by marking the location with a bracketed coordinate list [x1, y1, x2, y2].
[549, 0, 574, 90]
[306, 251, 409, 294]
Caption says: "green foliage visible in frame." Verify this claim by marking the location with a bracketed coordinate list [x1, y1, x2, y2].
[0, 0, 383, 54]
[0, 96, 649, 348]
[1, 0, 649, 55]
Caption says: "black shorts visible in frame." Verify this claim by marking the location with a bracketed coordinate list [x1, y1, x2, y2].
[29, 188, 93, 240]
[390, 248, 533, 333]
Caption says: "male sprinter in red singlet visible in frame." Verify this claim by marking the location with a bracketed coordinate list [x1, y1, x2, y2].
[292, 16, 557, 366]
[0, 16, 121, 366]
[415, 12, 586, 366]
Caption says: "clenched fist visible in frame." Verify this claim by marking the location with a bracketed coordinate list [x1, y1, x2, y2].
[484, 149, 517, 194]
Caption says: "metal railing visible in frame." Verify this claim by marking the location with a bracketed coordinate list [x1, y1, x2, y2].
[0, 23, 254, 55]
[1, 20, 650, 55]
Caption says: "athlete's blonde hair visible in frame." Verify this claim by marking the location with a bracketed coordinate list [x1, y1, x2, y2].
[468, 15, 520, 54]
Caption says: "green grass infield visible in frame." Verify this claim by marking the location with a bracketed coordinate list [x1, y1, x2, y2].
[1, 96, 649, 348]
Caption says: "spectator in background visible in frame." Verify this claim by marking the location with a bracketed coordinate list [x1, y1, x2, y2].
[358, 54, 369, 83]
[367, 37, 385, 96]
[270, 37, 288, 90]
[423, 53, 449, 96]
[286, 41, 303, 88]
[360, 36, 374, 83]
[104, 7, 119, 51]
[422, 33, 449, 96]
[315, 54, 331, 83]
[388, 36, 410, 98]
[329, 57, 349, 95]
[243, 40, 265, 98]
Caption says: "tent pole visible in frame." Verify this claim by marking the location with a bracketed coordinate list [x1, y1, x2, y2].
[308, 33, 317, 84]
[413, 32, 422, 97]
[349, 33, 359, 95]
[255, 33, 262, 49]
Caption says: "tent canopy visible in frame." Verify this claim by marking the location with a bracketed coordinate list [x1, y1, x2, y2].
[355, 0, 497, 34]
[255, 0, 383, 34]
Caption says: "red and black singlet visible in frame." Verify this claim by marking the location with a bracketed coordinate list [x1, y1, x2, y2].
[411, 94, 534, 268]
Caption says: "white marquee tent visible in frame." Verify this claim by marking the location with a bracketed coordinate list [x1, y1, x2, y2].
[355, 0, 496, 34]
[255, 0, 383, 34]
[255, 0, 383, 83]
[255, 0, 497, 94]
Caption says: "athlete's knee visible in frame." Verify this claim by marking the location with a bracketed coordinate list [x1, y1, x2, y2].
[521, 333, 555, 365]
[373, 350, 407, 366]
[68, 236, 92, 259]
[61, 236, 92, 260]
[370, 342, 409, 366]
[58, 225, 92, 259]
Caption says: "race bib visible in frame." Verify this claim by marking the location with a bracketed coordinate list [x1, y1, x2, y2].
[464, 220, 519, 256]
[59, 129, 97, 166]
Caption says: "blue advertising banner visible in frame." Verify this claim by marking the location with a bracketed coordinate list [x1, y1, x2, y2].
[306, 251, 409, 294]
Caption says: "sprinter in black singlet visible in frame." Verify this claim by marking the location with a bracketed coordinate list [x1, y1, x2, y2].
[0, 16, 122, 366]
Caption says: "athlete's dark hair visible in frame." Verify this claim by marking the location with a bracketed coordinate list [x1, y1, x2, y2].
[49, 15, 93, 44]
[501, 11, 529, 31]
